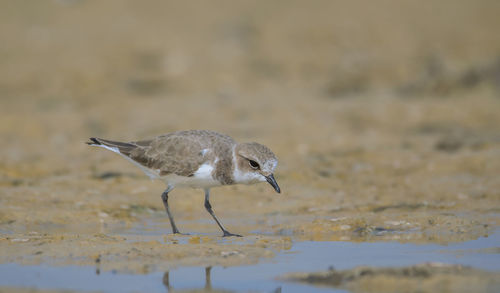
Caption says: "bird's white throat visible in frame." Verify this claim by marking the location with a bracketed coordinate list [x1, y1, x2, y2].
[231, 147, 265, 184]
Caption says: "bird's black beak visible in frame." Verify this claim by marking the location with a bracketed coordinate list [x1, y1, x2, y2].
[265, 174, 281, 193]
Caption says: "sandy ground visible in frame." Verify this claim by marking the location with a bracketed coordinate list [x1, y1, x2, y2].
[1, 0, 500, 289]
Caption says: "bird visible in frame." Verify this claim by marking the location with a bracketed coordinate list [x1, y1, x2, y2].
[87, 130, 280, 237]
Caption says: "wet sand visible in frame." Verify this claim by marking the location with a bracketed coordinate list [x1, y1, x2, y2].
[284, 263, 500, 293]
[1, 0, 500, 291]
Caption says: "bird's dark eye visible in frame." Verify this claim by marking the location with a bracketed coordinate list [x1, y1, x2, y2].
[248, 160, 260, 169]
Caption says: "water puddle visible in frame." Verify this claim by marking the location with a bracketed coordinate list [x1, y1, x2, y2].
[0, 231, 498, 292]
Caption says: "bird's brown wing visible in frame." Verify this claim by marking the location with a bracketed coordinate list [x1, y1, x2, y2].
[90, 130, 236, 178]
[128, 133, 210, 177]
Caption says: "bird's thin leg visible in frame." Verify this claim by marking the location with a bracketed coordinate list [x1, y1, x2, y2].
[161, 185, 180, 234]
[204, 188, 242, 237]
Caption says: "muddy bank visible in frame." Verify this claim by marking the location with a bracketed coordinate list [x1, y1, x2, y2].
[283, 263, 500, 293]
[0, 232, 291, 273]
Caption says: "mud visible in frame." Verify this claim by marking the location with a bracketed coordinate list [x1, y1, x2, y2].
[283, 263, 500, 293]
[1, 0, 500, 291]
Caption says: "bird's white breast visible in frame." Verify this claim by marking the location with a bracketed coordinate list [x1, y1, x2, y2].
[193, 162, 214, 180]
[162, 162, 220, 188]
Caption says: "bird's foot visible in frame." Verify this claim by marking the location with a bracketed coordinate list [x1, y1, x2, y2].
[172, 232, 191, 236]
[172, 230, 190, 236]
[222, 231, 242, 237]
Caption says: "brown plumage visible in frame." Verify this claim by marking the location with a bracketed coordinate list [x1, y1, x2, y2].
[88, 130, 236, 179]
[87, 130, 280, 237]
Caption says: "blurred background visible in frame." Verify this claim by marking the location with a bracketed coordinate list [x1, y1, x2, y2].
[1, 0, 500, 277]
[2, 0, 500, 167]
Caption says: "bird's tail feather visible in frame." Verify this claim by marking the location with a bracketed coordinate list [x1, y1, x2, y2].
[86, 137, 137, 155]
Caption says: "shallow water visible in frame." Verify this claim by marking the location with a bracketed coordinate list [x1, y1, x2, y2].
[1, 231, 498, 293]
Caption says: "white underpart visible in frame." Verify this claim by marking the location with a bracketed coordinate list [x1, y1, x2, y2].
[163, 161, 219, 188]
[231, 147, 266, 184]
[194, 162, 213, 177]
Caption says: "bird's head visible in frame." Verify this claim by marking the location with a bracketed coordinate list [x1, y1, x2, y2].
[233, 142, 280, 193]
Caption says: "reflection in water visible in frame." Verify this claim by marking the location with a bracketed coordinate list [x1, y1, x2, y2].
[162, 267, 281, 293]
[95, 254, 101, 275]
[163, 267, 215, 292]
